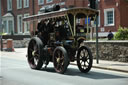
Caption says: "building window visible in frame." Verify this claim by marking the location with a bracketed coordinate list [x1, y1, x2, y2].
[2, 13, 14, 34]
[107, 11, 113, 24]
[17, 15, 23, 33]
[104, 8, 115, 26]
[38, 0, 44, 5]
[24, 0, 29, 8]
[24, 14, 30, 34]
[7, 0, 12, 11]
[17, 0, 22, 9]
[3, 21, 7, 33]
[3, 20, 14, 34]
[46, 0, 53, 3]
[8, 20, 13, 34]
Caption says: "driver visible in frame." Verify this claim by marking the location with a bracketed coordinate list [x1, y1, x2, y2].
[37, 20, 48, 45]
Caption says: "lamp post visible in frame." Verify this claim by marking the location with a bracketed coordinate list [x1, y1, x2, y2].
[32, 0, 35, 36]
[96, 0, 99, 64]
[88, 0, 99, 64]
[0, 0, 2, 30]
[0, 0, 3, 51]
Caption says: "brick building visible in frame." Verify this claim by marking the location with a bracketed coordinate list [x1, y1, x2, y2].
[1, 0, 128, 37]
[98, 0, 128, 37]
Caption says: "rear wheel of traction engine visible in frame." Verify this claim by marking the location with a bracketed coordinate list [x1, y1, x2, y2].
[27, 37, 43, 70]
[53, 46, 69, 74]
[77, 46, 93, 73]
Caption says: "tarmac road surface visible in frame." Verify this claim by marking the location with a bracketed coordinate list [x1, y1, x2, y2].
[0, 53, 128, 85]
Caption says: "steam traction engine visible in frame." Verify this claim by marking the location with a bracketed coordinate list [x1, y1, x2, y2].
[23, 5, 98, 74]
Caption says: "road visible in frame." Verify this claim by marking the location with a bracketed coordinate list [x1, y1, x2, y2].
[0, 51, 128, 85]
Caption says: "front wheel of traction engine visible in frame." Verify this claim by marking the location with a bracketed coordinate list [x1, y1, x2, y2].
[27, 37, 43, 70]
[53, 46, 69, 74]
[77, 46, 93, 73]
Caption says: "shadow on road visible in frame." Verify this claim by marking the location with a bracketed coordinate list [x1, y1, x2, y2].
[38, 66, 128, 80]
[65, 68, 128, 79]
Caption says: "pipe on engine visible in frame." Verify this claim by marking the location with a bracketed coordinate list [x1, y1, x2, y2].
[40, 5, 60, 13]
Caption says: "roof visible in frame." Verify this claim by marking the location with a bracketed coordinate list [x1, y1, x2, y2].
[23, 7, 98, 22]
[2, 13, 14, 18]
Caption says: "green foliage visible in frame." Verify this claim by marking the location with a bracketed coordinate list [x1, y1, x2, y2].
[0, 32, 2, 35]
[114, 27, 128, 40]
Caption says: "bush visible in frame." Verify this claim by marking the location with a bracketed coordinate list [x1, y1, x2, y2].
[114, 27, 128, 40]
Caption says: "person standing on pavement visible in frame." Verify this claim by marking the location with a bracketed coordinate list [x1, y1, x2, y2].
[107, 30, 114, 40]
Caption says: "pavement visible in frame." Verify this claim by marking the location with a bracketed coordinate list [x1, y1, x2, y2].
[1, 48, 128, 73]
[71, 60, 128, 73]
[93, 60, 128, 73]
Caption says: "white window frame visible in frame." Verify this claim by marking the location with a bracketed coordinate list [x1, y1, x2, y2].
[24, 13, 30, 34]
[38, 0, 44, 5]
[17, 0, 22, 9]
[17, 15, 23, 34]
[7, 0, 12, 11]
[24, 0, 29, 8]
[8, 20, 14, 34]
[46, 0, 53, 3]
[3, 20, 8, 33]
[3, 18, 14, 34]
[104, 8, 115, 26]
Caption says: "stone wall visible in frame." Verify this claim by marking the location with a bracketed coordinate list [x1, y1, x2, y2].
[13, 38, 30, 48]
[84, 41, 128, 62]
[0, 38, 30, 50]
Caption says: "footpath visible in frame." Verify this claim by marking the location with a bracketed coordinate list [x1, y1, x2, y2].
[1, 48, 128, 73]
[71, 59, 128, 73]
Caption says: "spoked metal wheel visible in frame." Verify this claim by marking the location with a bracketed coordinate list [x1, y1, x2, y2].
[77, 46, 93, 73]
[53, 46, 69, 74]
[27, 37, 43, 70]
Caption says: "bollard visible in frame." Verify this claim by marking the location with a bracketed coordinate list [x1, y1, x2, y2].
[6, 39, 14, 52]
[2, 39, 6, 51]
